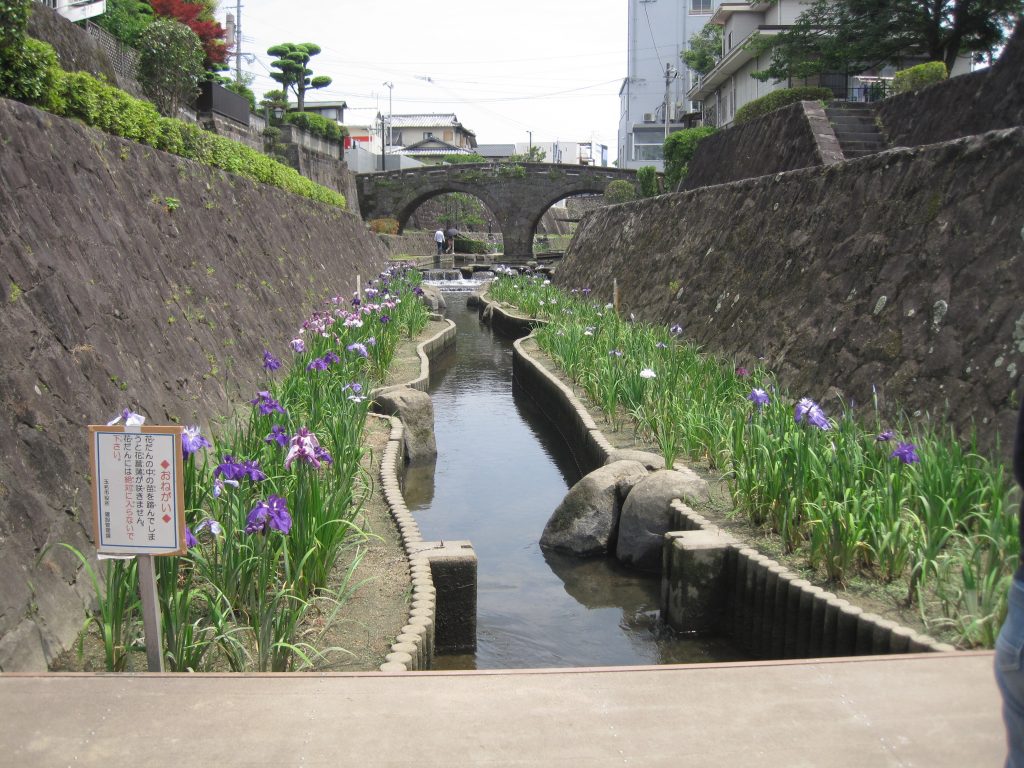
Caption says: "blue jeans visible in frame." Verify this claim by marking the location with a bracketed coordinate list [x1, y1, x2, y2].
[997, 576, 1024, 768]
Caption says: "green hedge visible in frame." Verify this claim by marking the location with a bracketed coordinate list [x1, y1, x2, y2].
[892, 61, 948, 94]
[283, 110, 348, 143]
[1, 38, 346, 210]
[454, 235, 489, 255]
[733, 86, 834, 125]
[604, 179, 637, 204]
[636, 165, 660, 197]
[663, 126, 716, 190]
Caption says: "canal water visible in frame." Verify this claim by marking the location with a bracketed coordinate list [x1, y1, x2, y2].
[404, 292, 744, 669]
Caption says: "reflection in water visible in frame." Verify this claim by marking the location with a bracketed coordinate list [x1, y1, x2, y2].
[404, 293, 745, 669]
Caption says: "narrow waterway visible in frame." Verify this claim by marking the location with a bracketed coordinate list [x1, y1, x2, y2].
[404, 292, 744, 669]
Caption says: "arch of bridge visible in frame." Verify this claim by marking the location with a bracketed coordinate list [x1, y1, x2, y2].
[355, 163, 640, 260]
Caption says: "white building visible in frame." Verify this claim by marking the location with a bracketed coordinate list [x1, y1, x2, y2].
[512, 140, 609, 166]
[618, 0, 721, 170]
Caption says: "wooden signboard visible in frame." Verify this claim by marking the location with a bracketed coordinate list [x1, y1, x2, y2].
[88, 424, 186, 557]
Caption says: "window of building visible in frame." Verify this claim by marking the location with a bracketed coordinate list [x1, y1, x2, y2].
[424, 131, 434, 140]
[690, 0, 712, 14]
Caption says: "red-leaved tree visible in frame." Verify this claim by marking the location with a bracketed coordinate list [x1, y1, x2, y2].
[148, 0, 227, 66]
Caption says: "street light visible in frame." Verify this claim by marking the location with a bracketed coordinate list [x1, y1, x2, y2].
[383, 81, 393, 150]
[527, 130, 532, 159]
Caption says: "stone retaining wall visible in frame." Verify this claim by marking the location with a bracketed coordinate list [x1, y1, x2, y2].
[555, 127, 1024, 457]
[681, 101, 840, 191]
[876, 21, 1024, 149]
[488, 295, 954, 659]
[0, 97, 389, 670]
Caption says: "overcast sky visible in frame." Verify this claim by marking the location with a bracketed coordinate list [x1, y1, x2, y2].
[225, 0, 628, 159]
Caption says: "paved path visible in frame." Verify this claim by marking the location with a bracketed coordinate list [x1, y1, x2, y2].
[0, 652, 1003, 767]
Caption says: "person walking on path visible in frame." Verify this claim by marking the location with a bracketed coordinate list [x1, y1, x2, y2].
[996, 394, 1024, 767]
[434, 229, 445, 256]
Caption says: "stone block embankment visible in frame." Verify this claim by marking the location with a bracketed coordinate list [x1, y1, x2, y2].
[0, 97, 389, 670]
[556, 127, 1024, 456]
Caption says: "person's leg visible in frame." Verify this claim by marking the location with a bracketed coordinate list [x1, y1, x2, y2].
[996, 577, 1024, 767]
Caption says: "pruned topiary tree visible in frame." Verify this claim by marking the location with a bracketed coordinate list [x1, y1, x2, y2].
[267, 42, 331, 112]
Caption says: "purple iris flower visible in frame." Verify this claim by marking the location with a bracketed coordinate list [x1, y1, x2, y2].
[245, 495, 291, 535]
[379, 314, 390, 325]
[262, 350, 281, 371]
[609, 349, 623, 358]
[670, 324, 683, 336]
[107, 408, 145, 427]
[794, 398, 831, 431]
[181, 425, 211, 457]
[249, 391, 285, 416]
[214, 455, 265, 482]
[314, 446, 333, 466]
[185, 526, 198, 548]
[213, 477, 239, 497]
[324, 351, 340, 365]
[307, 357, 329, 372]
[214, 455, 242, 481]
[655, 342, 668, 349]
[890, 442, 920, 464]
[413, 287, 424, 296]
[347, 342, 369, 358]
[195, 518, 222, 536]
[748, 388, 770, 409]
[290, 338, 306, 353]
[582, 288, 591, 297]
[284, 427, 323, 470]
[239, 460, 266, 482]
[264, 425, 289, 447]
[875, 430, 894, 442]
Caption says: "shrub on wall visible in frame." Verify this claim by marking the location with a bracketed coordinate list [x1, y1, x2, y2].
[604, 179, 638, 204]
[1, 37, 347, 210]
[662, 126, 716, 190]
[637, 165, 660, 197]
[137, 17, 205, 116]
[283, 110, 348, 143]
[892, 61, 948, 94]
[733, 86, 833, 125]
[369, 217, 400, 234]
[0, 36, 59, 105]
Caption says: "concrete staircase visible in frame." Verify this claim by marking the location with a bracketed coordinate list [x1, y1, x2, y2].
[825, 102, 887, 159]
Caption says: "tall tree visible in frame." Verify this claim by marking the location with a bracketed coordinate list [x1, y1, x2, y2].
[682, 24, 723, 75]
[267, 42, 331, 112]
[751, 0, 1022, 81]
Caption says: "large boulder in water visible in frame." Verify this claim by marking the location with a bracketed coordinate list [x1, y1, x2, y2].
[615, 468, 712, 572]
[374, 386, 437, 464]
[418, 284, 446, 312]
[540, 460, 648, 556]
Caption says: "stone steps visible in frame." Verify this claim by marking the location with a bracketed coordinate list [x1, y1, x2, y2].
[826, 102, 888, 160]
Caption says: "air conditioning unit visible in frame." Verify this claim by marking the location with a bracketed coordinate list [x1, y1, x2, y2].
[642, 113, 655, 122]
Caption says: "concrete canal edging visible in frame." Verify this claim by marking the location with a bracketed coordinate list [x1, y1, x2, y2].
[476, 295, 958, 660]
[372, 316, 480, 672]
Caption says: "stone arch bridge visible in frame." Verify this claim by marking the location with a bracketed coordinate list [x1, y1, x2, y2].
[356, 163, 640, 261]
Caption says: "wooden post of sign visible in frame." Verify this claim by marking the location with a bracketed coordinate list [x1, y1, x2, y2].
[613, 278, 620, 316]
[137, 555, 165, 672]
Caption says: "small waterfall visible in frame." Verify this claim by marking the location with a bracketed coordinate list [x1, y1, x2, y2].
[422, 268, 490, 292]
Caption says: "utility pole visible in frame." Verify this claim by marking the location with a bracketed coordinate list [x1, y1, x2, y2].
[527, 130, 532, 159]
[234, 0, 242, 83]
[663, 62, 675, 139]
[383, 81, 393, 149]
